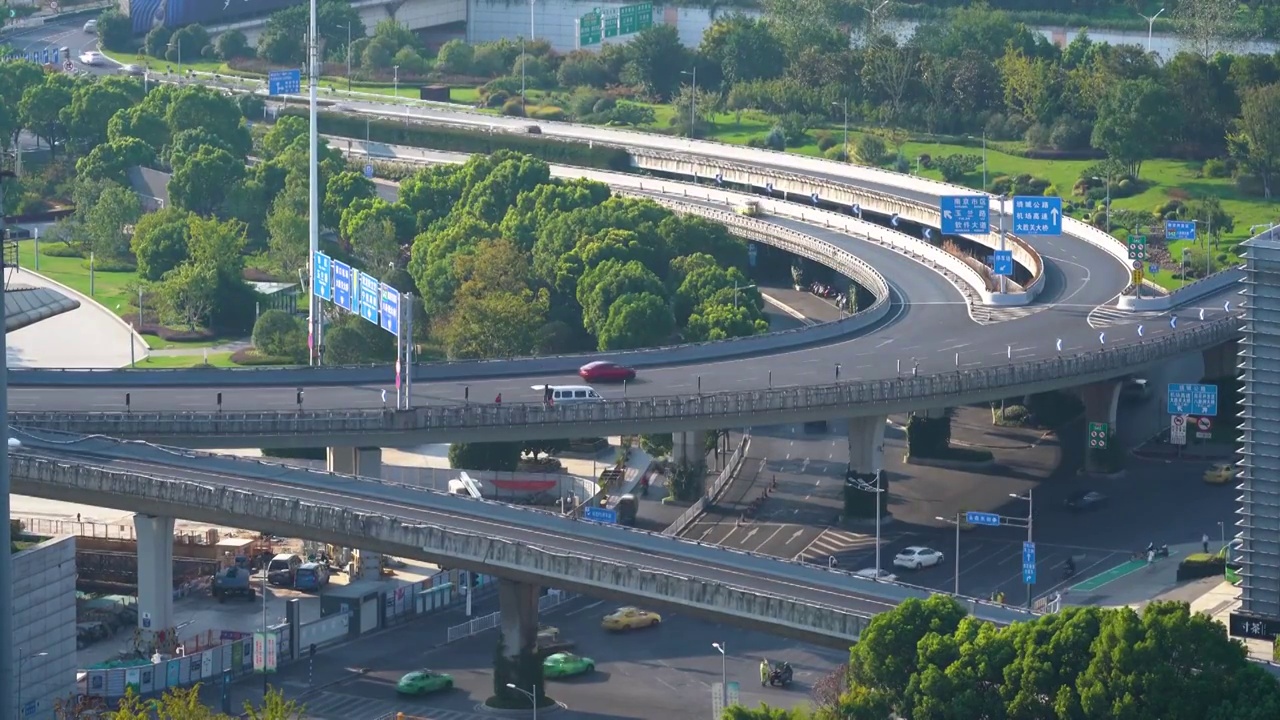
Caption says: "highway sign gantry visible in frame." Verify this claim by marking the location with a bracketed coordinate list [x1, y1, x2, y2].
[331, 260, 355, 312]
[312, 251, 332, 300]
[357, 272, 380, 324]
[1022, 541, 1037, 585]
[939, 195, 989, 235]
[1166, 219, 1197, 240]
[379, 283, 400, 336]
[965, 511, 1000, 527]
[579, 3, 652, 46]
[1088, 422, 1109, 449]
[1168, 383, 1218, 416]
[1011, 196, 1063, 236]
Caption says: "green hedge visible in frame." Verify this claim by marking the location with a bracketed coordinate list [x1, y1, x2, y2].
[284, 108, 632, 171]
[1177, 553, 1225, 581]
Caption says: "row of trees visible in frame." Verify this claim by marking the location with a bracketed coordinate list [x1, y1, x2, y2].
[735, 595, 1280, 720]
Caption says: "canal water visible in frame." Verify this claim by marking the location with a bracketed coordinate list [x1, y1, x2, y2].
[466, 0, 1280, 57]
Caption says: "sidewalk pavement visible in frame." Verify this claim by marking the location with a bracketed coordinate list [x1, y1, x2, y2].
[7, 268, 147, 368]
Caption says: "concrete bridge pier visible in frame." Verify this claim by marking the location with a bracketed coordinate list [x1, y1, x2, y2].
[672, 430, 707, 469]
[847, 415, 887, 474]
[494, 579, 548, 707]
[327, 447, 385, 580]
[1078, 381, 1122, 473]
[1204, 339, 1241, 379]
[134, 514, 175, 652]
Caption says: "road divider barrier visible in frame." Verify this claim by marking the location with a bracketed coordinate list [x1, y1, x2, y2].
[445, 590, 576, 643]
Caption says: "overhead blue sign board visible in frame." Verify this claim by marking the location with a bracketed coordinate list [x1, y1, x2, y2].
[992, 250, 1014, 277]
[583, 506, 617, 523]
[357, 272, 380, 324]
[379, 283, 400, 336]
[1012, 196, 1062, 236]
[1167, 383, 1218, 416]
[940, 196, 990, 235]
[267, 69, 301, 95]
[1022, 541, 1037, 585]
[311, 252, 332, 300]
[1165, 219, 1197, 241]
[965, 511, 1000, 527]
[331, 260, 355, 312]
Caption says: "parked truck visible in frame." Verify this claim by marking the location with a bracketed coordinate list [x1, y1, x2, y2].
[211, 565, 256, 603]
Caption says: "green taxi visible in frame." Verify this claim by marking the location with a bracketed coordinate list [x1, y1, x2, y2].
[396, 669, 454, 695]
[543, 652, 595, 679]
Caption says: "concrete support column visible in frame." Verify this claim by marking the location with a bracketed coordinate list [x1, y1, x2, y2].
[498, 579, 540, 658]
[1203, 340, 1240, 379]
[847, 416, 887, 474]
[672, 431, 707, 468]
[1078, 381, 1122, 474]
[328, 448, 384, 580]
[134, 514, 175, 651]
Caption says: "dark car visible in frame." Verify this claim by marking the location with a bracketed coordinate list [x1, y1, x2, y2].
[579, 361, 636, 383]
[1064, 490, 1108, 511]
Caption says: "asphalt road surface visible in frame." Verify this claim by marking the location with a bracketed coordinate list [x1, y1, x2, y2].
[273, 595, 843, 720]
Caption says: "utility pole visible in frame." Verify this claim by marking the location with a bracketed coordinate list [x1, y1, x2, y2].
[0, 170, 15, 718]
[307, 0, 322, 366]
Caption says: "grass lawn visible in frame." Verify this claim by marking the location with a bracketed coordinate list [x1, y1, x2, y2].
[127, 353, 237, 369]
[16, 240, 135, 315]
[140, 334, 227, 350]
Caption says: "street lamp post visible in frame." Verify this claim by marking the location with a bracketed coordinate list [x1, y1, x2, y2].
[260, 563, 270, 697]
[832, 100, 849, 160]
[393, 64, 400, 99]
[307, 0, 322, 366]
[711, 642, 727, 709]
[17, 648, 49, 719]
[936, 514, 961, 595]
[343, 21, 352, 91]
[1010, 489, 1034, 607]
[505, 683, 538, 720]
[530, 0, 537, 41]
[732, 282, 757, 309]
[167, 38, 181, 77]
[1138, 8, 1165, 53]
[1181, 246, 1191, 288]
[681, 68, 697, 137]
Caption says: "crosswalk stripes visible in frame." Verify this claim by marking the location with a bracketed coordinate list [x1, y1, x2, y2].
[796, 529, 877, 563]
[971, 305, 1046, 325]
[1087, 305, 1165, 328]
[299, 691, 489, 720]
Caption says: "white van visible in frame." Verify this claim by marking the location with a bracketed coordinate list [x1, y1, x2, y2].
[531, 385, 605, 405]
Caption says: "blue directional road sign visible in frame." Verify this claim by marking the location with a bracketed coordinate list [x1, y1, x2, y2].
[1022, 541, 1037, 585]
[267, 69, 301, 95]
[331, 260, 356, 312]
[311, 252, 332, 300]
[993, 250, 1014, 277]
[1166, 219, 1197, 241]
[583, 506, 617, 523]
[357, 272, 380, 324]
[363, 164, 374, 179]
[1012, 196, 1063, 236]
[379, 283, 400, 335]
[939, 195, 990, 235]
[965, 511, 1001, 527]
[1168, 383, 1218, 416]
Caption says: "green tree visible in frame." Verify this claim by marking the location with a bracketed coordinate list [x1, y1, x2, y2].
[259, 0, 364, 65]
[167, 25, 211, 64]
[437, 239, 549, 359]
[62, 84, 133, 150]
[265, 182, 309, 275]
[170, 145, 246, 216]
[1090, 77, 1171, 178]
[106, 684, 304, 719]
[576, 259, 666, 338]
[596, 292, 674, 350]
[349, 215, 399, 274]
[436, 39, 475, 75]
[75, 137, 157, 184]
[621, 24, 691, 100]
[18, 74, 74, 154]
[83, 184, 142, 263]
[157, 261, 218, 330]
[498, 179, 611, 253]
[449, 441, 522, 471]
[700, 14, 785, 88]
[400, 164, 467, 233]
[164, 86, 251, 158]
[1231, 82, 1280, 199]
[131, 207, 193, 281]
[639, 433, 673, 457]
[216, 30, 251, 61]
[260, 115, 308, 159]
[322, 170, 375, 228]
[322, 313, 395, 364]
[107, 105, 170, 153]
[96, 10, 133, 52]
[252, 310, 306, 360]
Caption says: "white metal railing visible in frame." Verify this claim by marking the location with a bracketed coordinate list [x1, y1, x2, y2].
[444, 590, 576, 643]
[664, 435, 750, 536]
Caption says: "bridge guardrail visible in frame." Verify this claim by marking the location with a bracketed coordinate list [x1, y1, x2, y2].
[444, 590, 575, 643]
[664, 434, 750, 537]
[1119, 267, 1244, 311]
[9, 317, 1238, 436]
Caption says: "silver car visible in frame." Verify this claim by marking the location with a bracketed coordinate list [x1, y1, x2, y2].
[119, 64, 144, 76]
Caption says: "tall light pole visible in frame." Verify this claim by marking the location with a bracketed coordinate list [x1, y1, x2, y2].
[832, 99, 849, 161]
[260, 561, 269, 698]
[711, 642, 727, 708]
[529, 0, 536, 41]
[167, 38, 181, 76]
[343, 21, 352, 91]
[1138, 8, 1164, 53]
[307, 0, 321, 366]
[393, 64, 400, 98]
[681, 67, 696, 137]
[0, 171, 14, 712]
[505, 683, 538, 720]
[732, 282, 756, 309]
[17, 648, 48, 719]
[936, 514, 961, 595]
[1010, 490, 1034, 607]
[1181, 246, 1191, 287]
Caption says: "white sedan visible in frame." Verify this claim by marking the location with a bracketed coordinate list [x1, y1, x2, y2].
[854, 568, 898, 582]
[893, 546, 945, 570]
[78, 51, 105, 66]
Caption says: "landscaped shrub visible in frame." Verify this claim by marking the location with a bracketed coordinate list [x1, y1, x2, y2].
[529, 105, 567, 121]
[500, 98, 525, 116]
[855, 134, 888, 166]
[229, 348, 296, 366]
[995, 404, 1030, 427]
[1203, 158, 1230, 178]
[1177, 553, 1225, 581]
[135, 323, 217, 343]
[39, 242, 81, 258]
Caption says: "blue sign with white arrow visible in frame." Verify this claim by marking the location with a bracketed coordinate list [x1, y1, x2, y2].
[583, 506, 617, 523]
[965, 511, 1000, 527]
[1166, 219, 1197, 240]
[1022, 541, 1037, 584]
[1012, 196, 1062, 236]
[267, 69, 301, 95]
[379, 283, 400, 336]
[993, 250, 1014, 276]
[940, 195, 990, 235]
[312, 252, 332, 300]
[1167, 383, 1218, 416]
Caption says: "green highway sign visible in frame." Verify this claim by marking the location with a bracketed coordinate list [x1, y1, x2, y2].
[1127, 235, 1147, 261]
[1088, 422, 1109, 449]
[579, 3, 652, 46]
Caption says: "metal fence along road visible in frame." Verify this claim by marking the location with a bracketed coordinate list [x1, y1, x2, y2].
[8, 317, 1238, 444]
[665, 435, 751, 536]
[444, 591, 577, 643]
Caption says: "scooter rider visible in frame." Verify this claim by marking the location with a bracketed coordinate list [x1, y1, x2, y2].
[760, 659, 769, 686]
[1065, 556, 1076, 577]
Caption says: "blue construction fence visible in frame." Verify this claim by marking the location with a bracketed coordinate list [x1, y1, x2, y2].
[74, 569, 498, 703]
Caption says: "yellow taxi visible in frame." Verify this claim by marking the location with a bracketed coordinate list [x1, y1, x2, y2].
[1204, 462, 1238, 485]
[600, 606, 662, 631]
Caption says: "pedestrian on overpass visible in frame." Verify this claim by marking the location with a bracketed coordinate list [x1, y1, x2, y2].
[1203, 533, 1210, 554]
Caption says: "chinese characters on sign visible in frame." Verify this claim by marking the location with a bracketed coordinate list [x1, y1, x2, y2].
[939, 195, 990, 235]
[1011, 196, 1063, 236]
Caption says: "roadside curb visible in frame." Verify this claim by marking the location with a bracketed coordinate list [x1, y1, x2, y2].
[12, 267, 150, 367]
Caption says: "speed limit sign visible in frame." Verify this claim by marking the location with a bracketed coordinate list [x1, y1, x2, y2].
[49, 1, 59, 10]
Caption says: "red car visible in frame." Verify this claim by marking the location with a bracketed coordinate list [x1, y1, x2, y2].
[579, 361, 636, 383]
